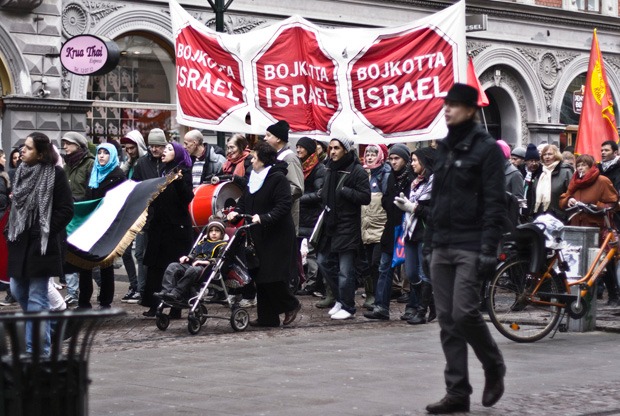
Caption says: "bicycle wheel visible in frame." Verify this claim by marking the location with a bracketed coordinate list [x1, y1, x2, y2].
[487, 259, 563, 343]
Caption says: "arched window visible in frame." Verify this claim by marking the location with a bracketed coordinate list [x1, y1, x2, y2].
[86, 33, 178, 144]
[560, 73, 618, 126]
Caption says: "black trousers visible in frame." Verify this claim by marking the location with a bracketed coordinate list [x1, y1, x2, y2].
[256, 281, 299, 326]
[79, 266, 114, 308]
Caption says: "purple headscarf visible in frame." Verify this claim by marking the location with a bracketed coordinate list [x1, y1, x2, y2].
[164, 141, 192, 173]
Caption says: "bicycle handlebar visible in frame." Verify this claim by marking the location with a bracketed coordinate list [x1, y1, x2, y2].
[565, 202, 613, 217]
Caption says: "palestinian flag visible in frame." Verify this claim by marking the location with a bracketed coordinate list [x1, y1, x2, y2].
[66, 174, 178, 269]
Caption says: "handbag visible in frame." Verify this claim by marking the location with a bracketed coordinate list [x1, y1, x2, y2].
[243, 230, 260, 270]
[309, 208, 326, 246]
[391, 216, 406, 268]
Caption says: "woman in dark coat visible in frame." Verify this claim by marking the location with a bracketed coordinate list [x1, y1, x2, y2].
[142, 141, 195, 316]
[227, 141, 301, 327]
[6, 132, 74, 353]
[78, 143, 126, 309]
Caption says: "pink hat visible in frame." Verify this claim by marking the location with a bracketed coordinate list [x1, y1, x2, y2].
[496, 140, 511, 160]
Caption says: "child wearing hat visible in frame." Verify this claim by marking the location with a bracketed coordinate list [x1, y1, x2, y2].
[156, 220, 228, 303]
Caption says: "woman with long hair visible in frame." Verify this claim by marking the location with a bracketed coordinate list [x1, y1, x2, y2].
[6, 132, 73, 353]
[78, 143, 126, 309]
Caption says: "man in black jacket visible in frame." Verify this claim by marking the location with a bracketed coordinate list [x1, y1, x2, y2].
[317, 138, 370, 320]
[424, 84, 507, 414]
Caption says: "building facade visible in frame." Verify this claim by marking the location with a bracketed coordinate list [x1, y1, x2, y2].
[0, 0, 618, 152]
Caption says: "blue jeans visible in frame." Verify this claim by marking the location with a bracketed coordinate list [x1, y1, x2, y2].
[317, 249, 357, 314]
[404, 240, 426, 310]
[122, 241, 138, 292]
[65, 272, 79, 298]
[374, 252, 394, 314]
[10, 278, 50, 355]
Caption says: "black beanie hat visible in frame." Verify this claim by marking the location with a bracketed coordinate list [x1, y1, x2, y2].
[413, 146, 436, 173]
[297, 136, 316, 155]
[267, 120, 289, 142]
[388, 143, 411, 164]
[445, 83, 479, 108]
[524, 143, 540, 161]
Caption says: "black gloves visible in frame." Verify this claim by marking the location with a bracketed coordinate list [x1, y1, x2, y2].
[477, 244, 497, 281]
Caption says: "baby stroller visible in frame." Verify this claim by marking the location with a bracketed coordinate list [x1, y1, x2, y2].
[155, 215, 256, 335]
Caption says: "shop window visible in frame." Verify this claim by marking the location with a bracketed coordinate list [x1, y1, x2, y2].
[86, 34, 177, 144]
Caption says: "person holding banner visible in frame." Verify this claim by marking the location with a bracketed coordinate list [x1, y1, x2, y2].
[423, 84, 506, 413]
[6, 132, 74, 354]
[78, 143, 126, 309]
[142, 141, 194, 317]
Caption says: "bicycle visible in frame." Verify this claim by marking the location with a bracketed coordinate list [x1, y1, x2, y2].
[486, 203, 618, 342]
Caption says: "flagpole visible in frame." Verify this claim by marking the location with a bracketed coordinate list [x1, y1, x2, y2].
[481, 107, 488, 132]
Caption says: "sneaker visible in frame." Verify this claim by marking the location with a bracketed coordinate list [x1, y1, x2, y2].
[126, 292, 142, 304]
[64, 295, 78, 306]
[239, 297, 257, 308]
[331, 309, 353, 320]
[328, 302, 342, 316]
[121, 290, 136, 303]
[0, 294, 16, 306]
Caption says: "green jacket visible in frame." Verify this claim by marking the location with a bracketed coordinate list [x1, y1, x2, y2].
[64, 153, 95, 201]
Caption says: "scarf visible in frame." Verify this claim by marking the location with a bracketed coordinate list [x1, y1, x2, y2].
[324, 152, 355, 229]
[162, 142, 193, 176]
[302, 152, 320, 179]
[534, 160, 560, 213]
[600, 156, 619, 172]
[248, 166, 271, 194]
[567, 165, 600, 194]
[222, 149, 250, 176]
[88, 143, 119, 189]
[363, 145, 385, 170]
[64, 148, 88, 168]
[7, 162, 56, 254]
[403, 174, 433, 239]
[393, 167, 409, 190]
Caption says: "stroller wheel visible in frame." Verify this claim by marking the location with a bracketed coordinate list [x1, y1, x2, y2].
[188, 316, 202, 335]
[156, 314, 170, 331]
[230, 307, 250, 332]
[195, 303, 208, 325]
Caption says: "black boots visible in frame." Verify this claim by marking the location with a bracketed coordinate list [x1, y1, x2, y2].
[408, 281, 434, 325]
[426, 395, 470, 414]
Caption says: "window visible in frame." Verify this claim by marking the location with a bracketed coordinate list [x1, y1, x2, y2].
[576, 0, 601, 12]
[87, 34, 178, 144]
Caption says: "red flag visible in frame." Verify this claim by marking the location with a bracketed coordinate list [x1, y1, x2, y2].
[575, 29, 618, 160]
[467, 56, 489, 107]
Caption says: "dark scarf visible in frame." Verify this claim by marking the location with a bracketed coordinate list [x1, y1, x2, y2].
[7, 162, 56, 254]
[445, 119, 477, 149]
[567, 166, 600, 194]
[393, 167, 409, 190]
[302, 152, 320, 179]
[64, 148, 88, 168]
[325, 152, 355, 229]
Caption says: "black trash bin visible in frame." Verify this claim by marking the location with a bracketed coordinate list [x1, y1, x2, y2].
[0, 308, 125, 416]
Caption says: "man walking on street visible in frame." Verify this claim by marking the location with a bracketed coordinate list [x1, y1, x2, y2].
[424, 83, 507, 414]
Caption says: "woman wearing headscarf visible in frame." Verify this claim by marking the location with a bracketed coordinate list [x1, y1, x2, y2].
[6, 132, 73, 354]
[227, 141, 301, 327]
[78, 143, 126, 309]
[142, 141, 195, 317]
[394, 146, 436, 324]
[530, 144, 573, 222]
[357, 144, 389, 311]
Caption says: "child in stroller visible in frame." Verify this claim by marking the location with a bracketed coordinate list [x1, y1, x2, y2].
[155, 219, 228, 304]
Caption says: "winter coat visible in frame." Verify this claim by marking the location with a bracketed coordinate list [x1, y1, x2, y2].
[559, 174, 618, 228]
[505, 160, 524, 200]
[598, 159, 620, 228]
[143, 167, 195, 269]
[235, 163, 295, 284]
[530, 162, 573, 222]
[64, 152, 95, 201]
[132, 152, 163, 181]
[426, 121, 506, 251]
[299, 161, 326, 238]
[277, 146, 304, 233]
[7, 166, 74, 279]
[85, 166, 126, 201]
[406, 176, 433, 243]
[0, 171, 9, 218]
[319, 155, 371, 253]
[361, 164, 389, 245]
[380, 168, 415, 253]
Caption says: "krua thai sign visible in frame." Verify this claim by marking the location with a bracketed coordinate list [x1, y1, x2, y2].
[61, 35, 120, 76]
